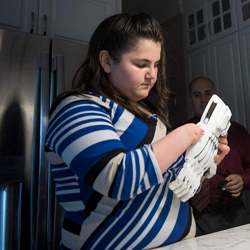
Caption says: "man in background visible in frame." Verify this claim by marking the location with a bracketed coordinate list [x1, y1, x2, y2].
[188, 76, 250, 236]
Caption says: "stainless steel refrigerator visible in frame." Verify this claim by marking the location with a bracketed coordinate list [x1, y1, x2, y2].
[0, 29, 87, 250]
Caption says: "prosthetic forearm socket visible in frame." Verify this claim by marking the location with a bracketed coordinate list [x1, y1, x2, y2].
[169, 94, 232, 202]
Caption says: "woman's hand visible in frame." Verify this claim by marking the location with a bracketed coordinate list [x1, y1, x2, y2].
[152, 123, 203, 173]
[214, 135, 230, 165]
[179, 123, 204, 145]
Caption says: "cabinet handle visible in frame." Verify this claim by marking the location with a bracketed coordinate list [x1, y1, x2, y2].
[30, 12, 35, 34]
[43, 14, 48, 36]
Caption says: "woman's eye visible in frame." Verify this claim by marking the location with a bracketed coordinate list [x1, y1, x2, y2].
[136, 63, 147, 68]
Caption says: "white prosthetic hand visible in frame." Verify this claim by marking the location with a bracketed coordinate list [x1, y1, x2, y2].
[169, 94, 232, 202]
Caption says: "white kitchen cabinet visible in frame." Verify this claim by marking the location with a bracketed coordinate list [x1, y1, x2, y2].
[209, 33, 246, 126]
[185, 46, 211, 115]
[187, 46, 211, 81]
[239, 27, 250, 129]
[183, 0, 250, 130]
[186, 34, 247, 127]
[183, 0, 209, 49]
[49, 0, 121, 42]
[0, 0, 121, 42]
[207, 0, 237, 41]
[183, 0, 237, 49]
[236, 0, 250, 30]
[186, 6, 208, 48]
[0, 0, 35, 33]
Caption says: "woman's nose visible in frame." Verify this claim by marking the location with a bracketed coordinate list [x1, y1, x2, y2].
[146, 67, 157, 79]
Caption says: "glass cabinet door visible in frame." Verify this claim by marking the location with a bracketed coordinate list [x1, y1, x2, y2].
[186, 5, 209, 48]
[237, 0, 250, 29]
[208, 0, 237, 39]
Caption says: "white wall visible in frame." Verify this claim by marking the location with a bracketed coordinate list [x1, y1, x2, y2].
[122, 0, 182, 23]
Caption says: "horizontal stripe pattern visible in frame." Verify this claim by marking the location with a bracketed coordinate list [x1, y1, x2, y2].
[45, 93, 191, 249]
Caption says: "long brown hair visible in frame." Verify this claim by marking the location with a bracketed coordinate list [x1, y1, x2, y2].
[56, 13, 171, 126]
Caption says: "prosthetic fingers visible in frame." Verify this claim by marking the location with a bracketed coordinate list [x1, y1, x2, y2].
[169, 94, 232, 202]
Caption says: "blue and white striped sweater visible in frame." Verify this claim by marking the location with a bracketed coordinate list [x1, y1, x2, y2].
[45, 93, 191, 249]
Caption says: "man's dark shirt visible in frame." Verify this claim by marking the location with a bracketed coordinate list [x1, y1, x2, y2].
[186, 117, 250, 211]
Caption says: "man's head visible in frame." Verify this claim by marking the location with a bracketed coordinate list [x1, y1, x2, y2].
[189, 76, 216, 117]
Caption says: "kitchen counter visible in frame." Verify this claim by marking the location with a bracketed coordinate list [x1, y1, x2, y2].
[157, 223, 250, 250]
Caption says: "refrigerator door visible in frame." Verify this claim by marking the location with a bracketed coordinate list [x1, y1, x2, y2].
[0, 29, 50, 250]
[46, 38, 88, 249]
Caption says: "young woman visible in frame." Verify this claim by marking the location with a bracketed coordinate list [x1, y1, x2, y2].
[45, 13, 229, 249]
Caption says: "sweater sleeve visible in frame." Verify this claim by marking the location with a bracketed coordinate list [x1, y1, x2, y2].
[238, 124, 250, 188]
[45, 96, 165, 200]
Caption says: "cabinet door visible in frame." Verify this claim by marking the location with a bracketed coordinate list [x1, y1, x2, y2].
[49, 0, 121, 42]
[187, 46, 211, 82]
[239, 27, 250, 130]
[184, 2, 209, 50]
[207, 0, 237, 41]
[186, 46, 211, 116]
[210, 33, 247, 126]
[36, 0, 50, 36]
[0, 0, 37, 33]
[236, 0, 250, 30]
[0, 0, 121, 41]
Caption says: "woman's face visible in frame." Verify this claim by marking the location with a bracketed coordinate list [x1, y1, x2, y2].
[109, 39, 161, 102]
